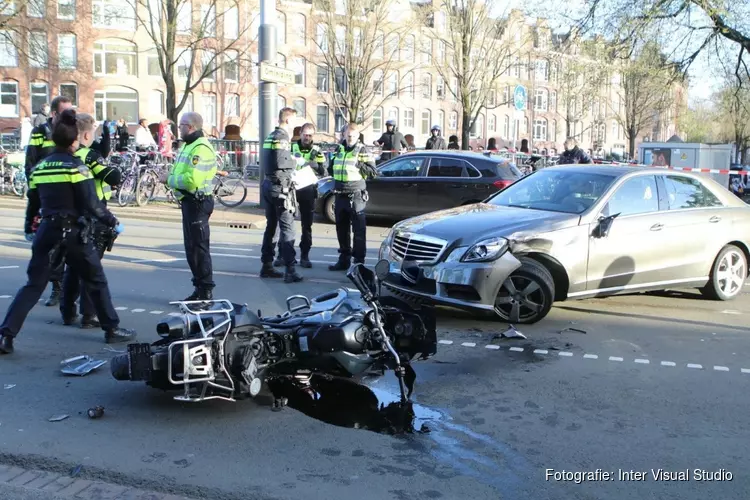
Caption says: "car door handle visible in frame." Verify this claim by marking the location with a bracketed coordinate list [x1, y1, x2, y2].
[650, 223, 663, 231]
[709, 216, 721, 223]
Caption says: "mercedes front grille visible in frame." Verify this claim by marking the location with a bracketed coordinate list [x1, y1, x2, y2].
[391, 233, 447, 263]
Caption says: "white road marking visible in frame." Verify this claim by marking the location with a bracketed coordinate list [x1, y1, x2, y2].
[130, 258, 180, 263]
[609, 356, 624, 362]
[721, 310, 742, 315]
[533, 349, 548, 355]
[168, 312, 182, 317]
[509, 347, 524, 352]
[635, 359, 650, 364]
[323, 255, 377, 261]
[661, 361, 676, 367]
[115, 307, 128, 311]
[742, 369, 750, 374]
[714, 366, 729, 372]
[0, 295, 10, 299]
[131, 308, 145, 313]
[687, 364, 703, 369]
[583, 354, 598, 359]
[149, 310, 164, 314]
[461, 342, 476, 347]
[0, 265, 19, 269]
[558, 352, 573, 357]
[485, 345, 501, 350]
[438, 340, 453, 345]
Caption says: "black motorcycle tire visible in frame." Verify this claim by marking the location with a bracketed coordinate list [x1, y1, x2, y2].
[110, 353, 131, 381]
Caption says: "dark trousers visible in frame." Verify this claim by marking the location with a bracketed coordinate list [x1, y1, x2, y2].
[181, 196, 215, 290]
[49, 262, 64, 282]
[334, 191, 367, 263]
[276, 186, 315, 257]
[61, 226, 108, 318]
[261, 180, 296, 266]
[0, 218, 120, 338]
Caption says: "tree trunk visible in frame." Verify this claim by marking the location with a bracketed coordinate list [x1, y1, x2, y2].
[628, 131, 637, 159]
[461, 109, 471, 150]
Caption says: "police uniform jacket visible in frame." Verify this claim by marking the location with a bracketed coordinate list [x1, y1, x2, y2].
[24, 151, 118, 234]
[329, 143, 377, 193]
[262, 127, 295, 194]
[24, 119, 55, 178]
[293, 141, 328, 178]
[75, 146, 121, 205]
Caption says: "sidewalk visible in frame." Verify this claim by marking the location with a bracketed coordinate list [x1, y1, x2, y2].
[0, 191, 268, 230]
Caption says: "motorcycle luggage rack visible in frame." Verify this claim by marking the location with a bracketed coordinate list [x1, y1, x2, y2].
[167, 299, 237, 403]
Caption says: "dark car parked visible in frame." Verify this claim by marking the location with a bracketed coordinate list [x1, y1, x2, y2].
[315, 151, 523, 222]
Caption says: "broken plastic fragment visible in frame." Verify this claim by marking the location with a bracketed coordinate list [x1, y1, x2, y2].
[48, 414, 69, 422]
[60, 355, 107, 376]
[87, 406, 105, 419]
[501, 325, 526, 339]
[559, 327, 587, 334]
[3, 384, 16, 390]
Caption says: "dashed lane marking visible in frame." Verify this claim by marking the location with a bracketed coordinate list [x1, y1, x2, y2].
[609, 356, 624, 362]
[0, 265, 19, 269]
[687, 364, 703, 369]
[130, 308, 145, 313]
[461, 342, 476, 347]
[661, 361, 676, 367]
[558, 352, 574, 357]
[0, 295, 10, 299]
[149, 310, 164, 314]
[583, 354, 598, 359]
[714, 366, 730, 372]
[635, 359, 650, 364]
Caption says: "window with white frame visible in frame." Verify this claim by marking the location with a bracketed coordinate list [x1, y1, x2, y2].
[292, 98, 305, 118]
[225, 93, 240, 117]
[178, 93, 194, 113]
[403, 72, 414, 99]
[489, 114, 496, 132]
[276, 11, 286, 45]
[316, 104, 328, 132]
[292, 14, 306, 44]
[94, 87, 138, 122]
[201, 49, 216, 80]
[59, 82, 78, 106]
[316, 24, 328, 53]
[334, 67, 346, 94]
[28, 31, 48, 68]
[28, 0, 44, 18]
[436, 110, 444, 131]
[372, 108, 382, 134]
[373, 31, 383, 59]
[487, 90, 496, 107]
[30, 82, 48, 114]
[0, 81, 19, 117]
[292, 57, 305, 86]
[177, 1, 191, 34]
[149, 89, 164, 115]
[334, 25, 345, 53]
[422, 39, 432, 64]
[437, 40, 445, 63]
[450, 77, 457, 102]
[434, 11, 445, 30]
[420, 110, 430, 135]
[0, 31, 18, 67]
[92, 0, 135, 30]
[94, 40, 137, 76]
[448, 111, 457, 130]
[145, 49, 160, 76]
[334, 0, 345, 14]
[533, 118, 547, 141]
[436, 76, 444, 99]
[612, 120, 617, 139]
[551, 120, 556, 142]
[202, 93, 217, 128]
[402, 35, 414, 61]
[373, 70, 383, 95]
[58, 33, 76, 69]
[471, 114, 484, 137]
[386, 34, 398, 59]
[334, 108, 347, 134]
[316, 65, 328, 92]
[223, 50, 238, 81]
[421, 74, 431, 99]
[387, 72, 397, 96]
[550, 90, 557, 112]
[200, 4, 216, 37]
[176, 48, 192, 78]
[534, 88, 548, 111]
[535, 60, 548, 81]
[387, 108, 398, 126]
[503, 115, 509, 138]
[224, 5, 238, 39]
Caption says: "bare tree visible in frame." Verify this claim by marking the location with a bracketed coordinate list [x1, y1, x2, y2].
[612, 42, 680, 157]
[0, 0, 67, 70]
[428, 0, 517, 149]
[676, 98, 721, 143]
[124, 0, 257, 125]
[715, 73, 750, 163]
[310, 0, 418, 130]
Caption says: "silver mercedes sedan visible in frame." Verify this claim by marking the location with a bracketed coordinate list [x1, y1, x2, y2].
[378, 165, 750, 324]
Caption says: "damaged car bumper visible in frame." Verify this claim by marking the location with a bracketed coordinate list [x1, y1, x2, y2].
[378, 233, 522, 311]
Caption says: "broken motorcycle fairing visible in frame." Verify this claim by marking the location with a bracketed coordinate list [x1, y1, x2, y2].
[110, 260, 437, 404]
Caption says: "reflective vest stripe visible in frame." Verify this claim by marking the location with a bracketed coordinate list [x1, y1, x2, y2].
[168, 137, 216, 200]
[332, 147, 364, 182]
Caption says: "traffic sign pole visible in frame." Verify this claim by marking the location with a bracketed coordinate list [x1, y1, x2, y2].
[258, 0, 276, 208]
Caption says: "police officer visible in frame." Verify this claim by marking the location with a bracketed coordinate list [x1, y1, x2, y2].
[25, 95, 74, 307]
[329, 123, 377, 271]
[425, 125, 447, 150]
[273, 122, 327, 269]
[259, 107, 303, 283]
[0, 109, 136, 355]
[60, 112, 122, 328]
[373, 119, 407, 164]
[162, 112, 217, 301]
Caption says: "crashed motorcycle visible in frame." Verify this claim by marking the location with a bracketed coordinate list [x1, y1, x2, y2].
[110, 260, 437, 404]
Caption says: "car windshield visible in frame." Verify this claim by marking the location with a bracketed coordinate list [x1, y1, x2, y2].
[488, 169, 617, 214]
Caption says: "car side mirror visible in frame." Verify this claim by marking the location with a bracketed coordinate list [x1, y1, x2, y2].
[594, 213, 619, 238]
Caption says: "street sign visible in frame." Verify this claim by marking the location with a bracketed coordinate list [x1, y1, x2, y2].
[513, 85, 527, 111]
[259, 62, 297, 85]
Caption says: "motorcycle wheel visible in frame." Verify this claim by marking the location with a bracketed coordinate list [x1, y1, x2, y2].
[110, 353, 131, 381]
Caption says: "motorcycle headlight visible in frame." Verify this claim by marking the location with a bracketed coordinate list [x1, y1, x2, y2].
[461, 237, 509, 263]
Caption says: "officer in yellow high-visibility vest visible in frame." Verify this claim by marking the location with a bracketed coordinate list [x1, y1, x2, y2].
[272, 122, 327, 269]
[59, 112, 122, 328]
[328, 123, 377, 271]
[25, 95, 75, 307]
[161, 112, 217, 301]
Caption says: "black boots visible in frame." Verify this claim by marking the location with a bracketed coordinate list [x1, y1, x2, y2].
[328, 259, 350, 271]
[184, 288, 213, 301]
[284, 267, 303, 283]
[45, 281, 61, 307]
[260, 263, 283, 278]
[299, 253, 312, 268]
[63, 315, 101, 329]
[104, 328, 137, 344]
[0, 335, 13, 354]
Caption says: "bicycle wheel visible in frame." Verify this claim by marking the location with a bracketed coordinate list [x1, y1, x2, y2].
[136, 172, 157, 207]
[117, 177, 136, 207]
[11, 169, 26, 198]
[215, 178, 247, 208]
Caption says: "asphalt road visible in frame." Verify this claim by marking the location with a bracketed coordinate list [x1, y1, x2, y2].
[0, 206, 749, 500]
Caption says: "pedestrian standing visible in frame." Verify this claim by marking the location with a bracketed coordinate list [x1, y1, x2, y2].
[161, 112, 217, 301]
[0, 109, 136, 355]
[425, 125, 446, 150]
[259, 107, 303, 283]
[329, 123, 377, 271]
[272, 122, 327, 269]
[373, 120, 407, 164]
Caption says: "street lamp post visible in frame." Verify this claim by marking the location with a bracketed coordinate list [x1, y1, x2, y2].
[258, 0, 277, 208]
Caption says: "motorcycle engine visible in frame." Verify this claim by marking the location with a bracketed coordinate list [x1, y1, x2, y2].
[377, 298, 437, 361]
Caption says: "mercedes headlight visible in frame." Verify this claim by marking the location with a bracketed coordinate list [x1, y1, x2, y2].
[461, 237, 509, 263]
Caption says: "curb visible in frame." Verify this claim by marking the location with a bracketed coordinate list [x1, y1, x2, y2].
[0, 198, 267, 230]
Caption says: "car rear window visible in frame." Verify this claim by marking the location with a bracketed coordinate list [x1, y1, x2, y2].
[495, 162, 522, 180]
